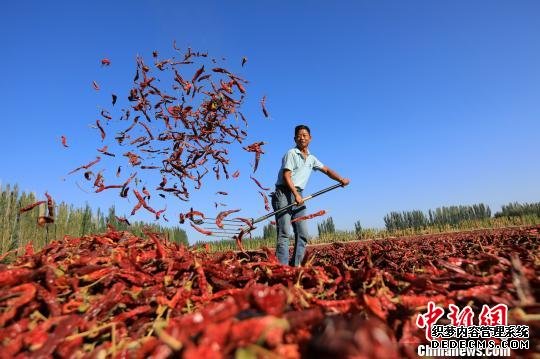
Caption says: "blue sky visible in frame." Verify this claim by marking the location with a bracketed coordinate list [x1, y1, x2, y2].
[1, 1, 539, 242]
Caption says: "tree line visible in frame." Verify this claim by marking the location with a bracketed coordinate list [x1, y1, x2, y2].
[2, 181, 538, 255]
[261, 199, 539, 239]
[383, 202, 540, 231]
[495, 202, 540, 218]
[0, 183, 188, 255]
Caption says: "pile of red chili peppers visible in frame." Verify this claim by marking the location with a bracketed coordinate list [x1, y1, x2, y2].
[1, 226, 538, 357]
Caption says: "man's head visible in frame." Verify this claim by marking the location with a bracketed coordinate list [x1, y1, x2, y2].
[294, 124, 312, 150]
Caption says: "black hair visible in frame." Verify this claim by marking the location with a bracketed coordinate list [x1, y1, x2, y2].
[294, 124, 311, 137]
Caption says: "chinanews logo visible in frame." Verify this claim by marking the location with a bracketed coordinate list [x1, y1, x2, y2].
[415, 302, 530, 357]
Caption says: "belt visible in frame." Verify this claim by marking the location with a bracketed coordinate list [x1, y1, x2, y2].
[276, 185, 302, 192]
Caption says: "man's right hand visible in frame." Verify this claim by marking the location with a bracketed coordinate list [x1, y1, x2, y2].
[294, 193, 304, 206]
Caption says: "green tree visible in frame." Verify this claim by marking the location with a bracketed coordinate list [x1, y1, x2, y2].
[262, 223, 277, 239]
[495, 202, 540, 217]
[354, 220, 362, 234]
[317, 217, 335, 236]
[79, 203, 92, 236]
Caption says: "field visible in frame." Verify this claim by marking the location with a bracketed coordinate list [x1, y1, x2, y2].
[0, 225, 538, 358]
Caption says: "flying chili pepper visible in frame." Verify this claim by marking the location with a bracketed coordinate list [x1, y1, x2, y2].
[37, 216, 54, 226]
[19, 201, 46, 214]
[216, 209, 241, 229]
[155, 207, 166, 220]
[60, 135, 69, 148]
[233, 80, 246, 94]
[68, 156, 101, 175]
[185, 209, 205, 223]
[44, 192, 54, 218]
[95, 120, 106, 140]
[259, 191, 270, 211]
[260, 95, 269, 118]
[291, 210, 327, 223]
[243, 142, 266, 173]
[100, 110, 113, 120]
[97, 145, 115, 157]
[191, 65, 205, 83]
[142, 187, 151, 200]
[190, 222, 213, 235]
[250, 175, 270, 191]
[124, 152, 141, 166]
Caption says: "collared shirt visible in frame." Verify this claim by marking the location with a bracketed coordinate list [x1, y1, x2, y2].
[275, 147, 324, 190]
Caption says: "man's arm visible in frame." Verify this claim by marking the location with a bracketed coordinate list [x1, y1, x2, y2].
[320, 166, 350, 186]
[283, 169, 304, 205]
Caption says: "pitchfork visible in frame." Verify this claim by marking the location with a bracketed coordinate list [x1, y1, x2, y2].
[192, 183, 344, 239]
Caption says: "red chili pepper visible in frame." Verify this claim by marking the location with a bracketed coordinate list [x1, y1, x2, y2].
[291, 210, 326, 223]
[190, 222, 212, 236]
[0, 268, 34, 286]
[0, 283, 37, 327]
[215, 209, 241, 229]
[19, 200, 46, 214]
[250, 175, 270, 190]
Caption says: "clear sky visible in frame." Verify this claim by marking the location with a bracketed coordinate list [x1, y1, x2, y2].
[1, 1, 539, 243]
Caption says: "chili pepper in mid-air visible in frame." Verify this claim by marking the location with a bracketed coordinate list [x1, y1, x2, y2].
[19, 200, 46, 214]
[291, 210, 327, 223]
[44, 192, 54, 217]
[68, 156, 101, 175]
[260, 95, 269, 118]
[115, 216, 131, 226]
[259, 191, 270, 211]
[95, 120, 106, 140]
[215, 209, 241, 229]
[97, 145, 115, 157]
[100, 109, 113, 120]
[190, 222, 213, 235]
[243, 142, 266, 173]
[250, 175, 270, 191]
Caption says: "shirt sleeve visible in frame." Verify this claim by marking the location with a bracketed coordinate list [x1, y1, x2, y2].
[312, 155, 324, 171]
[282, 150, 296, 171]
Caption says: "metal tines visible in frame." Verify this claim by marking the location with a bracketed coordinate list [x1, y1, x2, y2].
[192, 217, 252, 239]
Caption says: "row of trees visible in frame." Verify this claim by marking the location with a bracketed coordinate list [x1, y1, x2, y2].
[382, 201, 540, 231]
[0, 184, 188, 255]
[383, 204, 492, 231]
[2, 181, 538, 254]
[495, 202, 540, 218]
[261, 200, 539, 238]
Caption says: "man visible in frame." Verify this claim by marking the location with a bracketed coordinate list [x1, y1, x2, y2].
[272, 124, 350, 266]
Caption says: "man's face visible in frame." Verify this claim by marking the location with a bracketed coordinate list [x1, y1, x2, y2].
[295, 129, 311, 149]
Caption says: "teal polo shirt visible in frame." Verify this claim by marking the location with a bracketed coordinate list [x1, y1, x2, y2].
[275, 147, 324, 190]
